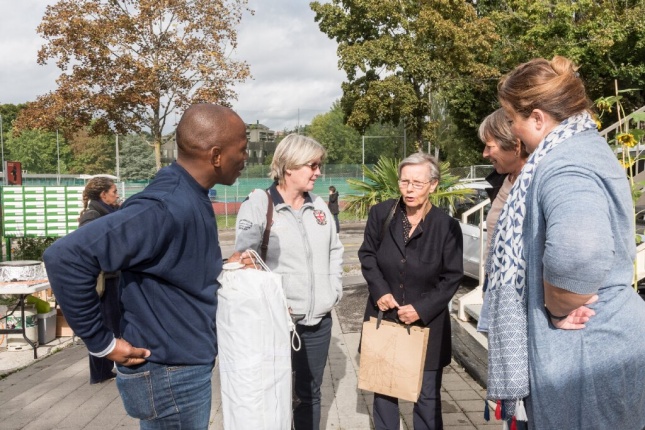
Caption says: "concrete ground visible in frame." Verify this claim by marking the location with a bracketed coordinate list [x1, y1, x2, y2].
[0, 222, 497, 430]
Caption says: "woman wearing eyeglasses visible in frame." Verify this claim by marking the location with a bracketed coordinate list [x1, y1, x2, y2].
[234, 133, 344, 430]
[358, 152, 463, 430]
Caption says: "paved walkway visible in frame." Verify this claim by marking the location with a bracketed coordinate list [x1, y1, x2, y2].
[0, 222, 498, 429]
[0, 308, 497, 430]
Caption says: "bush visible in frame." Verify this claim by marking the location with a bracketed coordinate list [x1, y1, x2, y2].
[11, 237, 58, 261]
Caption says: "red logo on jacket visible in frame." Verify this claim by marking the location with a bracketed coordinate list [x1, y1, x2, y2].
[313, 210, 327, 225]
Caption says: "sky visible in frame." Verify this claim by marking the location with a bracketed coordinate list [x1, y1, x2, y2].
[0, 0, 346, 132]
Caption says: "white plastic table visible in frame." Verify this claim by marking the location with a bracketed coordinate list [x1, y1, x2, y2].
[0, 281, 50, 359]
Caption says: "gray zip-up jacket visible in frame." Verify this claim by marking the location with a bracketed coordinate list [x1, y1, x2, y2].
[235, 185, 344, 326]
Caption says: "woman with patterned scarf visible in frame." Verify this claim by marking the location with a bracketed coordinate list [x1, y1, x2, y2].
[486, 56, 645, 429]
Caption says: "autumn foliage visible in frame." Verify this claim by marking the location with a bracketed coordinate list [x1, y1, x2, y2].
[15, 0, 252, 169]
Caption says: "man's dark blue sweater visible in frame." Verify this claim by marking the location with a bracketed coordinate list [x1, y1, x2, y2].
[43, 163, 222, 365]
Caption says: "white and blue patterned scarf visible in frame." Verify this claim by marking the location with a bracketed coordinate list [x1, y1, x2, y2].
[486, 111, 597, 418]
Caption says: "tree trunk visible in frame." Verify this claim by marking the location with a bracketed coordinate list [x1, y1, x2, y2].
[154, 140, 162, 171]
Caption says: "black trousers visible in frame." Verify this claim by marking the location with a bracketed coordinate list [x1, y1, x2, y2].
[89, 277, 121, 384]
[373, 368, 443, 430]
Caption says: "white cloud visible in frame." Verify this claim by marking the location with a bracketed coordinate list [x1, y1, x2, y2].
[0, 0, 345, 131]
[0, 1, 59, 104]
[231, 0, 345, 130]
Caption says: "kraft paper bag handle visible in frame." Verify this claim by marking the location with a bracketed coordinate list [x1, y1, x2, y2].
[377, 310, 411, 335]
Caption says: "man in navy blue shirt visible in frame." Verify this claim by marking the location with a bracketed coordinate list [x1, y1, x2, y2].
[44, 104, 248, 429]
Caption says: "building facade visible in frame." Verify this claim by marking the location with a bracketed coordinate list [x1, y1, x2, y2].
[246, 122, 276, 165]
[158, 122, 277, 166]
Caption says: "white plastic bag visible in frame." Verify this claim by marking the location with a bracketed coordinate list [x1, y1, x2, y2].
[216, 252, 293, 430]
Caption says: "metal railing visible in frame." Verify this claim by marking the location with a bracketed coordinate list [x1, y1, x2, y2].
[461, 198, 491, 283]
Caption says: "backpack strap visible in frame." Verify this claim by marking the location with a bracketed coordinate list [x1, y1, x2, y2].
[260, 190, 274, 261]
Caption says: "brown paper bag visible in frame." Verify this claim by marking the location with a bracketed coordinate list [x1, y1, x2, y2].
[358, 316, 430, 402]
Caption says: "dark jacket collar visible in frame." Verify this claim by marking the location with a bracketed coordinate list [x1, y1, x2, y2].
[88, 199, 116, 216]
[484, 170, 508, 202]
[169, 161, 210, 196]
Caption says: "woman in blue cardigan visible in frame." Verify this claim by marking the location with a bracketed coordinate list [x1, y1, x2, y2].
[486, 56, 645, 429]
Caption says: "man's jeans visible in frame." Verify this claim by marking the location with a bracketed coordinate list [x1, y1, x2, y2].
[116, 361, 214, 429]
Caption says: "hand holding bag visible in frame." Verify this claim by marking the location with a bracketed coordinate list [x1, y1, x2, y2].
[358, 311, 430, 402]
[216, 250, 295, 430]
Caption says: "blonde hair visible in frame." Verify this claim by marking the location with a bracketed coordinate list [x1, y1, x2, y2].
[479, 108, 529, 159]
[270, 134, 326, 184]
[498, 56, 591, 122]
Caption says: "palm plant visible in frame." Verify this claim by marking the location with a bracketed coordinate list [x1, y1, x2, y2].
[344, 156, 474, 219]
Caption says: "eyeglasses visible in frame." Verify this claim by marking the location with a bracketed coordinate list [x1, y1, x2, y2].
[304, 162, 323, 171]
[398, 179, 432, 190]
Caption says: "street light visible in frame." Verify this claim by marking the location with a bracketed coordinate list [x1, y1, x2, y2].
[56, 130, 61, 185]
[0, 114, 4, 184]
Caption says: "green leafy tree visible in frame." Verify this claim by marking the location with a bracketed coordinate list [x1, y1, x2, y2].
[119, 134, 156, 180]
[311, 0, 499, 152]
[477, 0, 645, 119]
[4, 129, 71, 174]
[0, 103, 27, 136]
[309, 101, 362, 164]
[66, 129, 116, 175]
[344, 156, 472, 218]
[0, 104, 28, 163]
[15, 0, 251, 170]
[309, 102, 410, 164]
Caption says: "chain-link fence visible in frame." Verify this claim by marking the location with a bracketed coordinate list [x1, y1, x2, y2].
[8, 164, 494, 227]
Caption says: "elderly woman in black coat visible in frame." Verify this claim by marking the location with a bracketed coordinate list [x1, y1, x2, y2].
[358, 152, 463, 430]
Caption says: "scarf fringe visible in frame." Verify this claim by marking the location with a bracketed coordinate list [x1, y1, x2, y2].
[495, 400, 502, 420]
[515, 398, 528, 421]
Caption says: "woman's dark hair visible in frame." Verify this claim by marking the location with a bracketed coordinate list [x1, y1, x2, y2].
[329, 186, 336, 192]
[82, 177, 115, 212]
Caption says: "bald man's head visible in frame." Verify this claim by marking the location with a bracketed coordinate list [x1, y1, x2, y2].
[175, 104, 242, 159]
[174, 103, 248, 188]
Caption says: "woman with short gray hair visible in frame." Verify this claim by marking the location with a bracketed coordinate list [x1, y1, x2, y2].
[359, 152, 463, 430]
[397, 152, 441, 184]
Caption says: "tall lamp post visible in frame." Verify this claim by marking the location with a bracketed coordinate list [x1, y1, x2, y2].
[0, 114, 4, 185]
[56, 129, 61, 185]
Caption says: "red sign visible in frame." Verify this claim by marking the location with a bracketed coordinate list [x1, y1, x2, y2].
[6, 161, 22, 185]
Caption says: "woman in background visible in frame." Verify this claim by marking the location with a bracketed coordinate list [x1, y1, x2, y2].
[79, 177, 121, 384]
[328, 185, 340, 233]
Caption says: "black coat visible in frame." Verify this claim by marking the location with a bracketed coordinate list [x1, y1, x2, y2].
[358, 198, 463, 370]
[328, 191, 340, 215]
